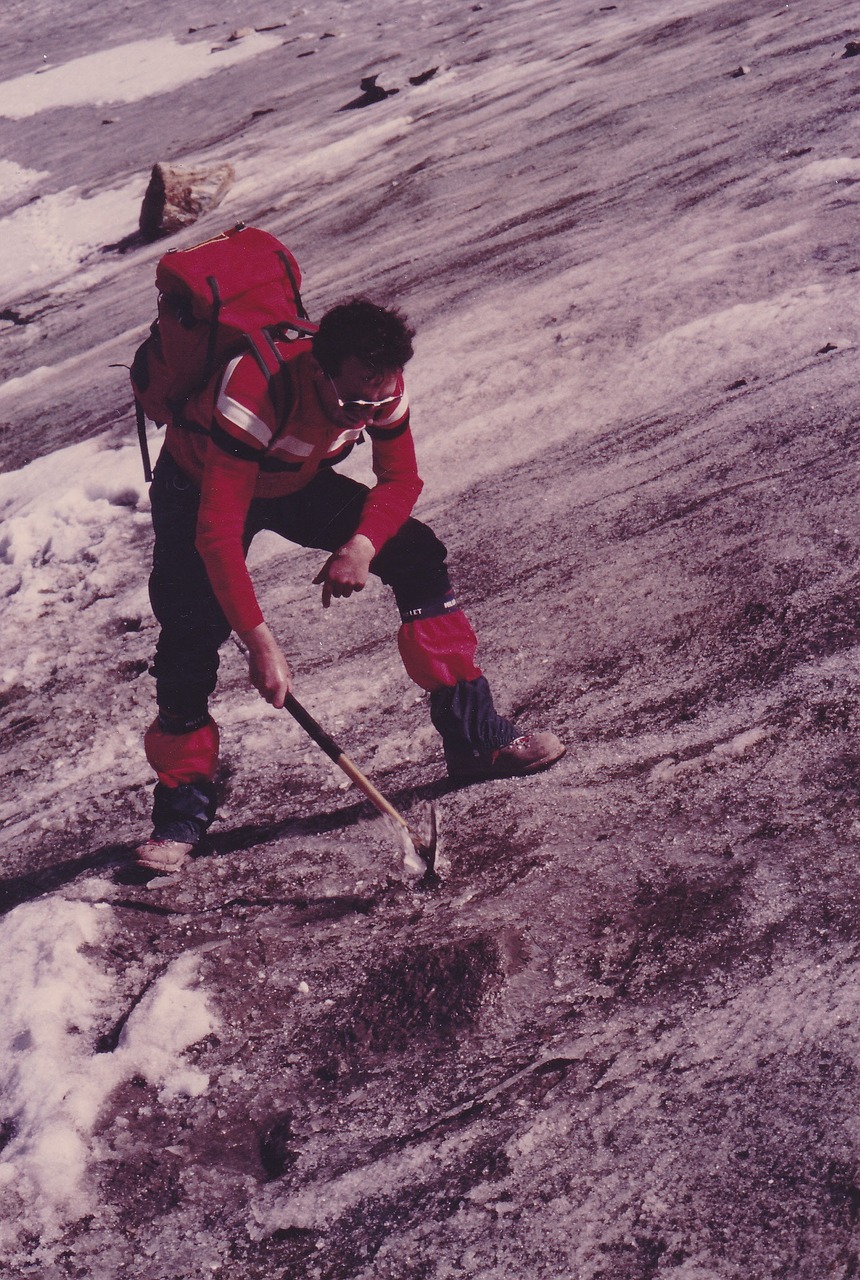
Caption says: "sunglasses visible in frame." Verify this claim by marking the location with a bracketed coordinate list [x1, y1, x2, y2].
[327, 374, 402, 413]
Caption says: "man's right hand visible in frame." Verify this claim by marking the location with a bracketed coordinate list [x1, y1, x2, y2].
[239, 622, 293, 708]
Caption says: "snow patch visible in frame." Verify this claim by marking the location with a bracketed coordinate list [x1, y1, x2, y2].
[0, 32, 284, 119]
[0, 436, 155, 831]
[0, 178, 145, 301]
[795, 156, 860, 186]
[0, 437, 146, 568]
[649, 726, 771, 782]
[0, 158, 50, 203]
[0, 896, 216, 1227]
[711, 725, 770, 758]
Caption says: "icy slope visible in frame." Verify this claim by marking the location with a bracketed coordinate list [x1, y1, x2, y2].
[2, 0, 860, 1276]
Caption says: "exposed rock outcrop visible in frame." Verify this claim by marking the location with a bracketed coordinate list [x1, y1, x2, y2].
[139, 161, 235, 240]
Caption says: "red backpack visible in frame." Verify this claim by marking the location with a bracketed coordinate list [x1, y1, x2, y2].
[130, 223, 317, 479]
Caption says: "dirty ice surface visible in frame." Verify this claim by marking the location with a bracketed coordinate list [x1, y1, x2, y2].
[3, 0, 860, 1276]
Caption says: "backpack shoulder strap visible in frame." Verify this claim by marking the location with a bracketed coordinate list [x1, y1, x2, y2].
[276, 250, 310, 322]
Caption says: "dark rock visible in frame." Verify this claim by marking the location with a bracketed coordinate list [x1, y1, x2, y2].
[340, 74, 400, 111]
[259, 1112, 299, 1180]
[0, 1119, 16, 1154]
[138, 161, 234, 240]
[409, 67, 439, 86]
[0, 308, 34, 326]
[842, 42, 860, 57]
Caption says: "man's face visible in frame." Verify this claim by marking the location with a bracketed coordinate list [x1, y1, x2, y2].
[324, 355, 403, 429]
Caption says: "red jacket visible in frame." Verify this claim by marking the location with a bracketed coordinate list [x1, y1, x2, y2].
[164, 340, 423, 632]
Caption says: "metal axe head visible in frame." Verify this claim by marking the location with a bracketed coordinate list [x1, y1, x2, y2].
[392, 801, 439, 880]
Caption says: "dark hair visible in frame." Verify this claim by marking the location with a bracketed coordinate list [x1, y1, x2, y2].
[312, 298, 415, 376]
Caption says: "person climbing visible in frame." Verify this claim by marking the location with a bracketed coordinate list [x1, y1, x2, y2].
[136, 297, 564, 872]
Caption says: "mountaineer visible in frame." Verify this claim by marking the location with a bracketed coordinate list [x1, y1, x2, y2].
[136, 296, 564, 872]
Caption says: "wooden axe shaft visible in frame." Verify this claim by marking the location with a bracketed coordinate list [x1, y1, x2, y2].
[283, 694, 426, 848]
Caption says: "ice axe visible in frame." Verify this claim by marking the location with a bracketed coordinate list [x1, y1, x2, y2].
[282, 693, 438, 877]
